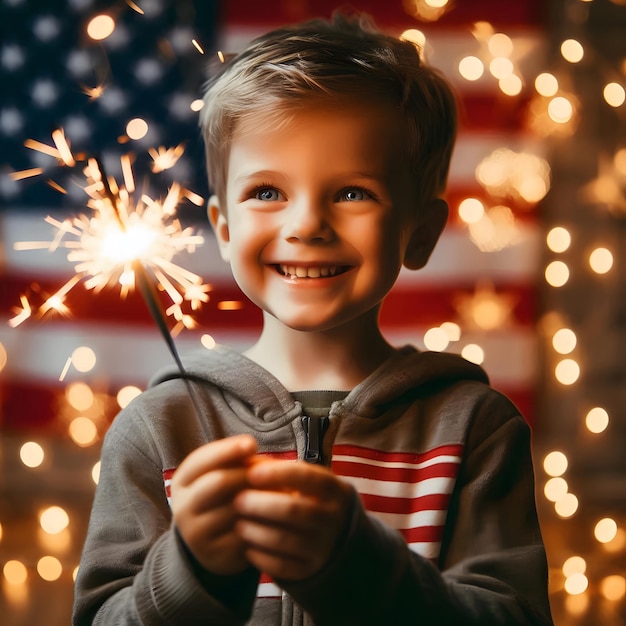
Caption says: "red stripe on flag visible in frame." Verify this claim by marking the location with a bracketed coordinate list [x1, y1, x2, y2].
[458, 95, 536, 134]
[381, 283, 536, 327]
[0, 379, 58, 431]
[0, 273, 536, 329]
[222, 0, 546, 28]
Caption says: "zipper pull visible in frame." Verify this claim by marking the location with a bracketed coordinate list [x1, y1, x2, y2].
[302, 415, 328, 464]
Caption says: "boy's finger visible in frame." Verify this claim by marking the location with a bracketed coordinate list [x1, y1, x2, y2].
[247, 460, 339, 499]
[180, 466, 250, 511]
[174, 434, 257, 486]
[235, 489, 322, 530]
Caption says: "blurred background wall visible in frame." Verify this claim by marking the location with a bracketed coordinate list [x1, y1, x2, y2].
[0, 0, 624, 623]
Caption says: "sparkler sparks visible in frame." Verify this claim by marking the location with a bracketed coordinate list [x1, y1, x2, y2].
[81, 84, 106, 100]
[191, 39, 205, 54]
[10, 131, 210, 333]
[148, 143, 185, 173]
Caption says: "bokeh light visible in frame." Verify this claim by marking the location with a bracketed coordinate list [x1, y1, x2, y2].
[544, 477, 568, 502]
[66, 382, 94, 411]
[458, 56, 484, 81]
[423, 327, 449, 352]
[126, 117, 149, 140]
[71, 346, 96, 373]
[543, 450, 568, 476]
[86, 14, 115, 41]
[489, 56, 514, 79]
[548, 96, 574, 123]
[69, 417, 98, 447]
[117, 385, 142, 409]
[555, 358, 580, 385]
[190, 99, 204, 111]
[400, 28, 426, 48]
[37, 556, 63, 582]
[588, 247, 613, 274]
[594, 518, 618, 543]
[458, 197, 485, 223]
[20, 441, 45, 468]
[535, 72, 559, 96]
[3, 560, 28, 585]
[555, 493, 579, 518]
[499, 74, 523, 96]
[488, 33, 514, 57]
[552, 328, 577, 354]
[601, 576, 626, 601]
[461, 343, 485, 365]
[92, 461, 101, 485]
[603, 82, 625, 107]
[546, 226, 571, 252]
[39, 506, 70, 535]
[563, 555, 587, 577]
[561, 39, 584, 63]
[201, 334, 217, 349]
[585, 407, 609, 434]
[545, 261, 570, 287]
[565, 572, 589, 595]
[440, 322, 461, 341]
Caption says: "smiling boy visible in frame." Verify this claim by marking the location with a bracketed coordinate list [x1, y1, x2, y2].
[73, 13, 553, 626]
[210, 98, 444, 390]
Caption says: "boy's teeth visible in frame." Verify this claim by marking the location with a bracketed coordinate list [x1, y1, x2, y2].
[279, 265, 338, 278]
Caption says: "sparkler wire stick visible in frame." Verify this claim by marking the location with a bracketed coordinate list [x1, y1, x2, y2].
[96, 158, 205, 419]
[133, 259, 205, 420]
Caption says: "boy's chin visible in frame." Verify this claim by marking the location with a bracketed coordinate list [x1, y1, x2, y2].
[267, 308, 376, 335]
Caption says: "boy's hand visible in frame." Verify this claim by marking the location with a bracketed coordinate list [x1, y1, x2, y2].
[170, 434, 258, 576]
[234, 460, 354, 581]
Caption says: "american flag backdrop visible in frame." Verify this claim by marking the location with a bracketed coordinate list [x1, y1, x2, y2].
[0, 0, 547, 434]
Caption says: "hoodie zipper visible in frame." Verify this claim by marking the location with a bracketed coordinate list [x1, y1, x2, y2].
[301, 415, 329, 464]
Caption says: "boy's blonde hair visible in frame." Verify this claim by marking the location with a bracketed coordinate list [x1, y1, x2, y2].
[200, 12, 457, 210]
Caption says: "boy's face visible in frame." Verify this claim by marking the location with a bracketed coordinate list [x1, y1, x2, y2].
[210, 99, 442, 333]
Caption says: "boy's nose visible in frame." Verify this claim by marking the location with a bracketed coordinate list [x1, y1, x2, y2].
[282, 199, 335, 244]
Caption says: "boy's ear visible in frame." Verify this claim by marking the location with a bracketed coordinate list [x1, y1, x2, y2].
[403, 198, 448, 270]
[207, 195, 231, 263]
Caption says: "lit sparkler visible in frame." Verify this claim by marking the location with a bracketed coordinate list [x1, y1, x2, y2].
[9, 130, 211, 334]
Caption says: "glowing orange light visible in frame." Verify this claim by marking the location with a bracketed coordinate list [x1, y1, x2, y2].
[125, 0, 144, 14]
[217, 300, 244, 311]
[10, 167, 44, 181]
[12, 131, 208, 329]
[87, 15, 115, 41]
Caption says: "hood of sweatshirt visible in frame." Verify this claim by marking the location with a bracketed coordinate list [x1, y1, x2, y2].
[149, 344, 489, 424]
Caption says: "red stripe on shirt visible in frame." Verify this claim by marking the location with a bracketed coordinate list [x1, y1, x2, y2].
[331, 443, 464, 464]
[359, 492, 452, 515]
[331, 459, 461, 483]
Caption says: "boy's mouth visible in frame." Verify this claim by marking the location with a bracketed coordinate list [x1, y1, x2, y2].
[275, 264, 350, 279]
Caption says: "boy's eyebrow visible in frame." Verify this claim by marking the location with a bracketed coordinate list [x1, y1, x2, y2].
[233, 170, 386, 184]
[233, 170, 281, 184]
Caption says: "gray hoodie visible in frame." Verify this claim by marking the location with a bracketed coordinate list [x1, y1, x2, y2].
[73, 345, 553, 625]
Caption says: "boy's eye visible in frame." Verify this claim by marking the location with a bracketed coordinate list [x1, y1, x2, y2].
[255, 187, 282, 201]
[338, 187, 369, 202]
